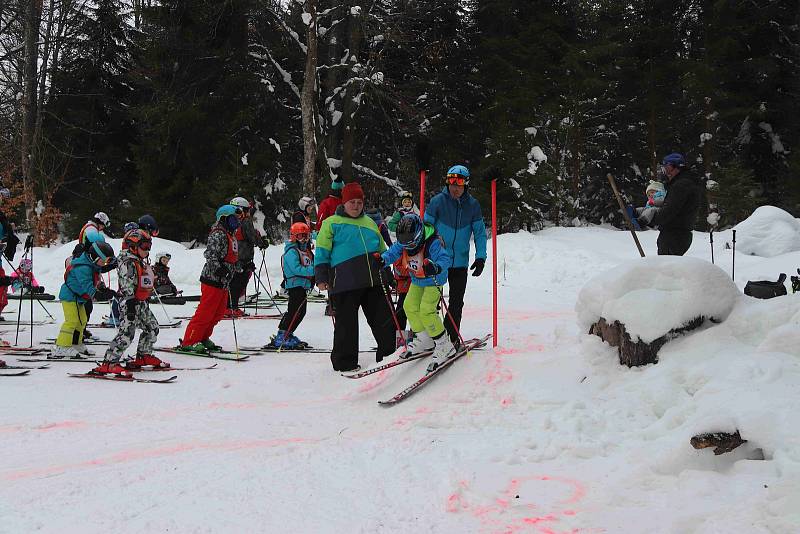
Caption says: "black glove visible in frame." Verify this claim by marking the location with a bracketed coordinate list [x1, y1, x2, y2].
[259, 236, 270, 250]
[32, 286, 45, 294]
[215, 266, 229, 278]
[125, 300, 138, 321]
[246, 260, 256, 273]
[0, 275, 11, 286]
[423, 259, 441, 276]
[372, 252, 385, 267]
[470, 258, 485, 277]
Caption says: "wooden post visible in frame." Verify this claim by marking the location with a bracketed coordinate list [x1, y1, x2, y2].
[607, 174, 646, 258]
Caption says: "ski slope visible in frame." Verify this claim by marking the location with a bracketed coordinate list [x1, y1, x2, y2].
[2, 225, 799, 533]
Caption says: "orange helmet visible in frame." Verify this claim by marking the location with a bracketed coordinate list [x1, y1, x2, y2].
[290, 222, 311, 242]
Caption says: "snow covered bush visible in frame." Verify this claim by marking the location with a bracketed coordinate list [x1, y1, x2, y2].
[733, 205, 800, 257]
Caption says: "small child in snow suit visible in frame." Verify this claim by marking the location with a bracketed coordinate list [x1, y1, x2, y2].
[178, 205, 241, 354]
[387, 191, 419, 233]
[9, 258, 44, 295]
[646, 181, 666, 207]
[53, 240, 116, 359]
[269, 222, 314, 349]
[95, 229, 168, 377]
[377, 213, 454, 372]
[153, 252, 179, 296]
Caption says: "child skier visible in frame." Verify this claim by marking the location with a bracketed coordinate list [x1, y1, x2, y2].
[93, 229, 168, 376]
[177, 205, 241, 354]
[53, 240, 115, 358]
[153, 252, 179, 296]
[292, 196, 316, 227]
[9, 258, 44, 295]
[387, 191, 419, 232]
[267, 222, 314, 349]
[376, 213, 455, 372]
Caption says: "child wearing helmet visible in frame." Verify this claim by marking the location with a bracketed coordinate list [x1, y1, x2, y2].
[375, 213, 455, 372]
[292, 196, 317, 227]
[53, 241, 115, 360]
[95, 229, 168, 376]
[227, 196, 264, 317]
[9, 258, 44, 295]
[266, 222, 315, 349]
[153, 252, 179, 296]
[177, 205, 242, 354]
[387, 190, 419, 233]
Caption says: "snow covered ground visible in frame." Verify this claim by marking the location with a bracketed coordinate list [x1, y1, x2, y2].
[2, 225, 799, 533]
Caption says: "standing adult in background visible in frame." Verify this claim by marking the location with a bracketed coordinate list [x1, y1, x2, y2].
[314, 182, 395, 372]
[637, 153, 700, 256]
[75, 211, 115, 339]
[424, 164, 487, 346]
[227, 196, 265, 316]
[316, 176, 344, 232]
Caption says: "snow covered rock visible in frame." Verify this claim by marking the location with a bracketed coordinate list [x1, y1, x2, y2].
[577, 257, 739, 360]
[734, 205, 800, 257]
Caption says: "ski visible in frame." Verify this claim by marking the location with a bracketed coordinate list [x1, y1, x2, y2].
[378, 334, 492, 405]
[1, 364, 50, 370]
[87, 320, 182, 328]
[18, 357, 98, 363]
[0, 370, 30, 376]
[134, 363, 218, 372]
[174, 314, 281, 321]
[342, 351, 432, 379]
[0, 347, 48, 354]
[68, 373, 177, 383]
[42, 339, 110, 346]
[153, 347, 250, 361]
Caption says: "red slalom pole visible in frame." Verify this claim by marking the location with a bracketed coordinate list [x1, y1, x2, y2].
[491, 178, 498, 348]
[419, 169, 426, 218]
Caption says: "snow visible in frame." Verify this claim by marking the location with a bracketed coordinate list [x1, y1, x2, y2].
[331, 110, 342, 126]
[268, 138, 281, 153]
[576, 256, 739, 343]
[527, 146, 547, 174]
[240, 153, 248, 166]
[301, 12, 312, 26]
[734, 206, 800, 257]
[3, 224, 800, 533]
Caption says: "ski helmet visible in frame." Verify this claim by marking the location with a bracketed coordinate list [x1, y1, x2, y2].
[86, 241, 114, 263]
[156, 252, 171, 262]
[123, 228, 152, 254]
[445, 165, 470, 185]
[661, 153, 686, 168]
[398, 190, 413, 202]
[298, 196, 316, 212]
[216, 204, 240, 232]
[230, 196, 250, 209]
[290, 221, 311, 242]
[93, 211, 111, 227]
[137, 214, 158, 236]
[0, 188, 10, 199]
[396, 214, 424, 250]
[123, 221, 139, 233]
[19, 258, 32, 273]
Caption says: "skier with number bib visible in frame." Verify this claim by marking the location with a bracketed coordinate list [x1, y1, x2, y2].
[266, 222, 314, 349]
[374, 213, 454, 372]
[177, 205, 241, 354]
[93, 229, 168, 377]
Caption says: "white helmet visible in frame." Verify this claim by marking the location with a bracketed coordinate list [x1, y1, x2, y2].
[298, 196, 316, 211]
[156, 252, 172, 261]
[230, 196, 250, 208]
[398, 190, 413, 201]
[93, 212, 111, 227]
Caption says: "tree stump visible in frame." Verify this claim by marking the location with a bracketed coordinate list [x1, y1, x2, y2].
[690, 430, 747, 455]
[590, 316, 705, 367]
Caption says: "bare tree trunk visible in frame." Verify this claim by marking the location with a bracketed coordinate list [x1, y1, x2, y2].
[35, 0, 55, 130]
[21, 0, 43, 221]
[47, 0, 72, 103]
[301, 0, 318, 196]
[340, 3, 362, 183]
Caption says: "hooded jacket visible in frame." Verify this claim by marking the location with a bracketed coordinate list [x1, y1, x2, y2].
[282, 241, 315, 290]
[200, 222, 240, 288]
[381, 223, 451, 287]
[423, 187, 487, 269]
[653, 170, 700, 232]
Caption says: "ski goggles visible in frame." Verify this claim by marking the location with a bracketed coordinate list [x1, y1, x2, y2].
[138, 240, 152, 251]
[445, 174, 467, 186]
[96, 256, 114, 267]
[294, 233, 310, 242]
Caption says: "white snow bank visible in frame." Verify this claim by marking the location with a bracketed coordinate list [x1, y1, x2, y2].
[734, 206, 800, 257]
[576, 256, 739, 343]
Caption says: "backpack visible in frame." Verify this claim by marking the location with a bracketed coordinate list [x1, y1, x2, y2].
[744, 273, 787, 299]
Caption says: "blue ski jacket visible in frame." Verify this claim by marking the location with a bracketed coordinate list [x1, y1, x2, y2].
[423, 187, 487, 269]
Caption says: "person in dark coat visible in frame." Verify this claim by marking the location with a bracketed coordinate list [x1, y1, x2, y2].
[637, 153, 700, 256]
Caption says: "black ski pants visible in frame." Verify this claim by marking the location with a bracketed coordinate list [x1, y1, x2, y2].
[657, 230, 693, 256]
[396, 291, 408, 331]
[279, 287, 307, 334]
[444, 267, 468, 343]
[330, 285, 395, 371]
[228, 269, 252, 309]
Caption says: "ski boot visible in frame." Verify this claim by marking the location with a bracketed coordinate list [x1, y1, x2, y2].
[83, 328, 94, 340]
[287, 333, 309, 349]
[426, 335, 457, 373]
[91, 360, 133, 378]
[177, 342, 209, 355]
[201, 339, 223, 352]
[75, 343, 94, 356]
[270, 330, 299, 349]
[0, 339, 10, 347]
[0, 358, 5, 367]
[404, 331, 434, 359]
[126, 353, 170, 370]
[49, 345, 82, 359]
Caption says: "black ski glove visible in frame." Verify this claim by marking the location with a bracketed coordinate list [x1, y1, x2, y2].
[246, 260, 256, 273]
[0, 275, 11, 286]
[126, 300, 138, 321]
[215, 266, 229, 278]
[258, 236, 270, 250]
[470, 258, 485, 277]
[423, 259, 441, 277]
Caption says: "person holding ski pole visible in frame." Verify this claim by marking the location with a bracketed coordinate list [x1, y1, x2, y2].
[266, 222, 314, 349]
[177, 205, 241, 354]
[374, 214, 454, 371]
[423, 165, 487, 348]
[227, 196, 263, 317]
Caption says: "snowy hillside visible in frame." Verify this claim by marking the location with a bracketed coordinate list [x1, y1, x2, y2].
[2, 226, 799, 533]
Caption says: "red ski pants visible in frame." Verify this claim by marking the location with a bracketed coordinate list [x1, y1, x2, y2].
[0, 266, 7, 314]
[181, 283, 228, 346]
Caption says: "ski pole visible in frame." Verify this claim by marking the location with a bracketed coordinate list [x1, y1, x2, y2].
[227, 289, 241, 358]
[432, 275, 465, 347]
[710, 230, 714, 265]
[252, 269, 283, 314]
[732, 229, 736, 281]
[376, 262, 408, 352]
[276, 288, 310, 353]
[151, 285, 175, 324]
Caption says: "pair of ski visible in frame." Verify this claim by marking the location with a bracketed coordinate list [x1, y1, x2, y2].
[88, 320, 182, 328]
[172, 314, 281, 321]
[153, 346, 253, 361]
[17, 356, 216, 372]
[343, 334, 492, 405]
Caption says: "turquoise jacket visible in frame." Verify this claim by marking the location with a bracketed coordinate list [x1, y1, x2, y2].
[59, 253, 101, 303]
[282, 241, 315, 290]
[381, 223, 450, 287]
[314, 206, 389, 294]
[424, 187, 487, 268]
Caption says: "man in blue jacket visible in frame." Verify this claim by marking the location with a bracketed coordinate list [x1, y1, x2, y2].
[423, 164, 487, 345]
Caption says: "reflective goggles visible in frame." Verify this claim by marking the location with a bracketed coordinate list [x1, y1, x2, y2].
[97, 256, 114, 266]
[294, 233, 310, 242]
[445, 174, 467, 186]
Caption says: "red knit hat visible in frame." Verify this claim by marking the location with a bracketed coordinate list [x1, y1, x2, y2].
[341, 182, 364, 204]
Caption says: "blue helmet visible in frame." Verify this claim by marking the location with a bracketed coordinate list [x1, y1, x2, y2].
[447, 165, 470, 178]
[216, 204, 238, 220]
[216, 204, 240, 232]
[396, 214, 424, 250]
[661, 153, 686, 168]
